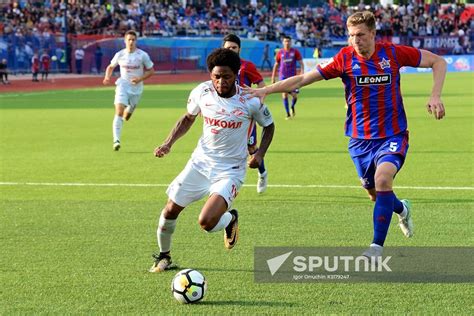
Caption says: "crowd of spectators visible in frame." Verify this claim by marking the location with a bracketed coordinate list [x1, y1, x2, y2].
[1, 1, 472, 45]
[0, 0, 472, 74]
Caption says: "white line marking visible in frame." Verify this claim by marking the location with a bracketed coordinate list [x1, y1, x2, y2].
[0, 182, 472, 190]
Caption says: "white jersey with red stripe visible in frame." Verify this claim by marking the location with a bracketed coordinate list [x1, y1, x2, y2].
[186, 81, 273, 179]
[109, 48, 153, 94]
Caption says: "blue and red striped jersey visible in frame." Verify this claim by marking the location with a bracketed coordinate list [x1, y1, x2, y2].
[316, 42, 421, 140]
[276, 48, 302, 79]
[237, 59, 263, 87]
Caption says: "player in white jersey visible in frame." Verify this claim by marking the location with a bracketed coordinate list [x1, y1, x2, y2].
[103, 30, 154, 151]
[149, 48, 275, 272]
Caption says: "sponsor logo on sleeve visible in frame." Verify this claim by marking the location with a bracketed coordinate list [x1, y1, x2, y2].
[319, 58, 334, 69]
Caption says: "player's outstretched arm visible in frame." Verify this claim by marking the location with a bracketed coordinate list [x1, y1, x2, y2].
[248, 122, 275, 169]
[242, 70, 323, 104]
[419, 49, 447, 120]
[154, 113, 197, 158]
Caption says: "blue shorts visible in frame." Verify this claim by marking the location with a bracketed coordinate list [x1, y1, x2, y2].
[248, 123, 257, 147]
[348, 131, 409, 189]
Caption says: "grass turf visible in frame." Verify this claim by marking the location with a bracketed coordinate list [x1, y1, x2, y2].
[0, 72, 473, 314]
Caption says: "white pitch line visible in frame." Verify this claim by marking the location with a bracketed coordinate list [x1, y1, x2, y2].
[0, 182, 168, 187]
[0, 182, 473, 191]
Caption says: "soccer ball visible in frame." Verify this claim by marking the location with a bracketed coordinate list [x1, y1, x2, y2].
[51, 56, 58, 61]
[171, 269, 207, 304]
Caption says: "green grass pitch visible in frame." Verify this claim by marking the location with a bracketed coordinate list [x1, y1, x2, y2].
[0, 72, 473, 314]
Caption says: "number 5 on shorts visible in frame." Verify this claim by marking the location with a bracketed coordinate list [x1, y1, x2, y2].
[389, 142, 398, 152]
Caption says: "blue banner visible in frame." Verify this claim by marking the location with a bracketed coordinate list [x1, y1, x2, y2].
[400, 55, 474, 73]
[304, 55, 473, 74]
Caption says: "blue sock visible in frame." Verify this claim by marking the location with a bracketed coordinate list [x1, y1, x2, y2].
[283, 98, 289, 116]
[393, 193, 403, 214]
[291, 98, 297, 107]
[372, 191, 395, 246]
[258, 159, 266, 174]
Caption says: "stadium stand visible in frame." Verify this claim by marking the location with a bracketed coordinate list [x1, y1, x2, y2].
[1, 1, 472, 74]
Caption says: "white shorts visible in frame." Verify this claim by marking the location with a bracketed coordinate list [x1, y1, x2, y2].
[114, 90, 141, 113]
[166, 162, 243, 210]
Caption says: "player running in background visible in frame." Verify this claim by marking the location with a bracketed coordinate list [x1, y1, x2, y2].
[149, 48, 275, 272]
[244, 11, 446, 258]
[0, 59, 10, 84]
[31, 53, 40, 82]
[272, 35, 304, 119]
[103, 30, 154, 151]
[223, 34, 269, 194]
[40, 49, 50, 81]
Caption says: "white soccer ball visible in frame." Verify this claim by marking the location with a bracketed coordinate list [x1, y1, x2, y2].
[51, 56, 58, 61]
[171, 269, 207, 304]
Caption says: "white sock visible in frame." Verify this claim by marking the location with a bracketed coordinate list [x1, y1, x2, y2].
[112, 115, 123, 142]
[208, 211, 233, 233]
[370, 243, 383, 250]
[157, 213, 177, 253]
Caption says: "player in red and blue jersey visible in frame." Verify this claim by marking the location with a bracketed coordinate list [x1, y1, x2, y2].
[223, 34, 268, 194]
[40, 49, 50, 81]
[244, 11, 446, 257]
[31, 53, 40, 82]
[272, 36, 304, 119]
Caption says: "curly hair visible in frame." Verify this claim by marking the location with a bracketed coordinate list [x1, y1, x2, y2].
[206, 48, 241, 74]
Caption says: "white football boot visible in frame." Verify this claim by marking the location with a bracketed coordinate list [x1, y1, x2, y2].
[397, 199, 414, 238]
[113, 141, 121, 151]
[257, 171, 268, 194]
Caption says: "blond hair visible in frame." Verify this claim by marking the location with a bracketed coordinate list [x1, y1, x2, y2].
[347, 11, 376, 30]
